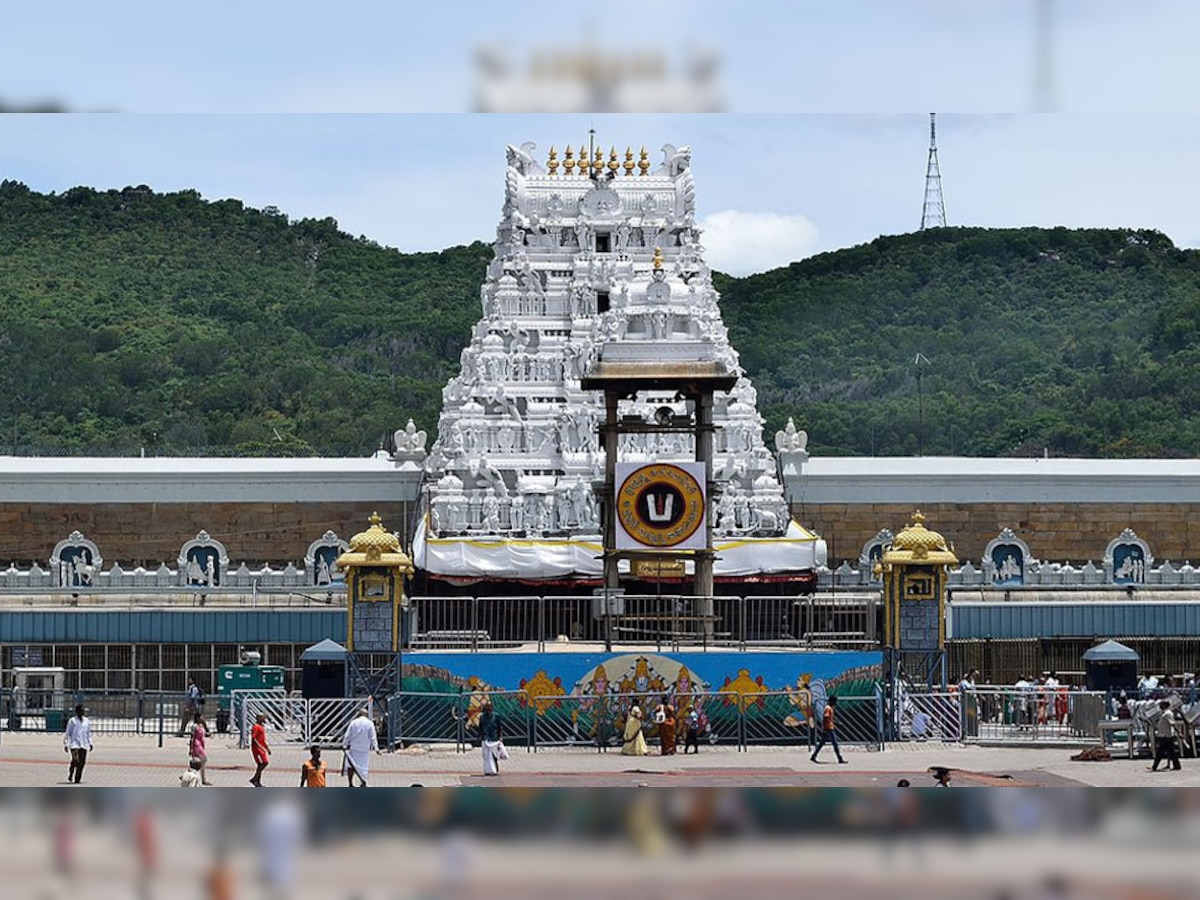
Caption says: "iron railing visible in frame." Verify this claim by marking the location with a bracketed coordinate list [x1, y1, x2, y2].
[406, 593, 879, 652]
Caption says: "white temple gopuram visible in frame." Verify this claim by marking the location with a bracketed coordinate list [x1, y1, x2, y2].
[412, 140, 827, 589]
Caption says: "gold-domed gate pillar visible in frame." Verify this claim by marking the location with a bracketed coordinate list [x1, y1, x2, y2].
[336, 512, 414, 703]
[879, 511, 957, 691]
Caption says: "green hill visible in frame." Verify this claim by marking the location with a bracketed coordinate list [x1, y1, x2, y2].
[0, 180, 489, 455]
[717, 226, 1200, 457]
[3, 179, 1200, 457]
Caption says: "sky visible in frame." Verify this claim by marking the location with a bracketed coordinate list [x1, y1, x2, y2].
[3, 3, 1200, 276]
[2, 113, 1199, 277]
[4, 1, 1200, 114]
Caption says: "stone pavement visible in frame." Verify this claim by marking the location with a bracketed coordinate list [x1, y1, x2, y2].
[2, 730, 1196, 786]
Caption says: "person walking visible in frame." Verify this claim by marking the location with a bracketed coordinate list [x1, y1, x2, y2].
[189, 711, 214, 785]
[341, 708, 379, 787]
[300, 745, 327, 787]
[64, 704, 93, 784]
[810, 696, 848, 764]
[249, 712, 270, 787]
[479, 700, 506, 776]
[178, 676, 202, 737]
[1149, 699, 1182, 772]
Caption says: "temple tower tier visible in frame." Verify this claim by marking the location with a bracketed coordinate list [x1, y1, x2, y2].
[413, 140, 826, 589]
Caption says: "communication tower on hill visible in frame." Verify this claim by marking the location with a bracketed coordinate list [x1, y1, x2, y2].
[919, 113, 947, 230]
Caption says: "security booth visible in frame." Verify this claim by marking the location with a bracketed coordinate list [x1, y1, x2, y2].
[299, 638, 349, 700]
[9, 666, 66, 731]
[1082, 640, 1140, 693]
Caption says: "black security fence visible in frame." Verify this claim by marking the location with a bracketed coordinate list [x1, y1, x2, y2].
[0, 687, 184, 745]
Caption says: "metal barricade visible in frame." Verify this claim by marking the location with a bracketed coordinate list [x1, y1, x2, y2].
[960, 686, 1106, 744]
[385, 691, 466, 750]
[738, 690, 818, 749]
[235, 692, 372, 749]
[894, 690, 963, 742]
[529, 694, 617, 749]
[1, 689, 175, 737]
[304, 698, 375, 746]
[232, 689, 291, 749]
[461, 689, 532, 751]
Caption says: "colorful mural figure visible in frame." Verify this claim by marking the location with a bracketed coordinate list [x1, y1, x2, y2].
[783, 674, 827, 729]
[671, 665, 710, 736]
[718, 669, 770, 712]
[571, 663, 616, 741]
[464, 675, 493, 729]
[615, 656, 669, 698]
[519, 670, 567, 715]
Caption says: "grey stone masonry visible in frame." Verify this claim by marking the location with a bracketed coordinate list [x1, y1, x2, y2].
[898, 601, 940, 648]
[352, 601, 395, 652]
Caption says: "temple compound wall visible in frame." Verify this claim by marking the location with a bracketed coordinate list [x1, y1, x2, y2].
[0, 501, 395, 566]
[7, 455, 1200, 572]
[799, 502, 1200, 567]
[789, 456, 1200, 567]
[0, 457, 415, 567]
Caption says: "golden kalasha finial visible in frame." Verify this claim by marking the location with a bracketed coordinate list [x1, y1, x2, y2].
[369, 511, 382, 527]
[578, 144, 589, 176]
[638, 146, 650, 176]
[653, 246, 664, 271]
[547, 146, 559, 175]
[623, 147, 635, 175]
[592, 146, 603, 174]
[563, 146, 575, 174]
[607, 146, 619, 174]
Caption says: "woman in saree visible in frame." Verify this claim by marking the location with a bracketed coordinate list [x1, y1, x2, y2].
[622, 706, 648, 756]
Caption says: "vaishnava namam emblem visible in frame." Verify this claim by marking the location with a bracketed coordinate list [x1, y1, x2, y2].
[617, 464, 704, 548]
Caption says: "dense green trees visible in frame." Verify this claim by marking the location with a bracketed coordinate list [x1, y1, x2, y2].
[3, 180, 1200, 458]
[0, 181, 488, 454]
[719, 226, 1200, 457]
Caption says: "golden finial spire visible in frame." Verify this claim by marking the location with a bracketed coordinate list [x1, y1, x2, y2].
[623, 146, 635, 176]
[563, 145, 575, 175]
[578, 144, 589, 176]
[653, 246, 664, 271]
[369, 511, 382, 527]
[547, 146, 559, 175]
[607, 146, 619, 174]
[638, 146, 650, 176]
[592, 146, 604, 175]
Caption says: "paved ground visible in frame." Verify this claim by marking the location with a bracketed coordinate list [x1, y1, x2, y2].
[1, 730, 1195, 786]
[0, 813, 1196, 900]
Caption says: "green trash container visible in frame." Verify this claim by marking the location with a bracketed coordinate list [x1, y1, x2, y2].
[44, 709, 66, 732]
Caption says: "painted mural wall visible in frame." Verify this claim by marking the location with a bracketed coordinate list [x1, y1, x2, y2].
[400, 650, 882, 744]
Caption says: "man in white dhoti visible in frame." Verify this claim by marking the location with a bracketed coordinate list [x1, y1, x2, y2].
[479, 700, 505, 776]
[341, 708, 379, 787]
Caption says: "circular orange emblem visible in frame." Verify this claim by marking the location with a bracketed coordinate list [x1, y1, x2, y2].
[617, 464, 704, 548]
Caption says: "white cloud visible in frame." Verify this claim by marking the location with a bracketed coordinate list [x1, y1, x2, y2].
[698, 210, 820, 277]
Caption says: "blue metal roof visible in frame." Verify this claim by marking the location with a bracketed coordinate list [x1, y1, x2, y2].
[949, 603, 1200, 640]
[0, 610, 346, 644]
